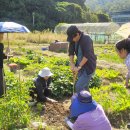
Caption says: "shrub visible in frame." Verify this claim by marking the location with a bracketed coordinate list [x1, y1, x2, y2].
[0, 71, 31, 129]
[90, 83, 130, 127]
[89, 74, 102, 88]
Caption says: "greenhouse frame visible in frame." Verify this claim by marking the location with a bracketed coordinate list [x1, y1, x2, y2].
[55, 22, 120, 43]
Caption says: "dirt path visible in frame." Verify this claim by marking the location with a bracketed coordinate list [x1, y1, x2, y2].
[97, 60, 127, 76]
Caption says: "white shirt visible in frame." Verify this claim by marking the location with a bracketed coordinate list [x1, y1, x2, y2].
[125, 53, 130, 80]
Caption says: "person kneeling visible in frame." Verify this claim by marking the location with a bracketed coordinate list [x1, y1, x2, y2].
[65, 90, 112, 130]
[30, 67, 57, 103]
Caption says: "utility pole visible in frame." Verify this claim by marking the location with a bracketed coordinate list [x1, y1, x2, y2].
[32, 12, 35, 30]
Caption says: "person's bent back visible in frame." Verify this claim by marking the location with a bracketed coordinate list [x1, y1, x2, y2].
[73, 104, 111, 130]
[66, 91, 112, 130]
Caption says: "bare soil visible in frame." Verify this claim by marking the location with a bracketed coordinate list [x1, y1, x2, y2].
[32, 100, 126, 130]
[42, 102, 69, 130]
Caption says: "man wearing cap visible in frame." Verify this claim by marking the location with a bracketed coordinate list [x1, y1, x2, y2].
[65, 90, 112, 130]
[30, 67, 57, 103]
[67, 25, 96, 93]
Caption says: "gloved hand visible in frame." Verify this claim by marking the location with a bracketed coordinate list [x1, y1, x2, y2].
[46, 97, 58, 103]
[64, 117, 74, 130]
[65, 117, 69, 123]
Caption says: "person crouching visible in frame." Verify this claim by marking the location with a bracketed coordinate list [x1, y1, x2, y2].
[30, 67, 57, 103]
[65, 90, 112, 130]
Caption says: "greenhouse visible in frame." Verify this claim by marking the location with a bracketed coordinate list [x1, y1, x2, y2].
[54, 22, 120, 43]
[115, 22, 130, 38]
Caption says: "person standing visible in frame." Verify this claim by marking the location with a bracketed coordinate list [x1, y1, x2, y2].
[67, 26, 96, 93]
[0, 33, 7, 97]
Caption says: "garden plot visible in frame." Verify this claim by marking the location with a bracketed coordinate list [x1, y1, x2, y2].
[1, 43, 130, 130]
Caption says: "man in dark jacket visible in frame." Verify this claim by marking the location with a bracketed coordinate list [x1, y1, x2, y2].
[0, 33, 7, 97]
[30, 67, 57, 103]
[67, 26, 96, 93]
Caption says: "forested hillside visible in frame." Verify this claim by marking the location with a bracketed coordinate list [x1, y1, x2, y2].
[0, 0, 110, 30]
[85, 0, 130, 13]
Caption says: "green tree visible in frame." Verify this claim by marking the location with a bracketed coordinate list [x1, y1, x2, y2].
[85, 0, 130, 13]
[97, 13, 111, 22]
[0, 0, 113, 30]
[90, 13, 98, 22]
[24, 0, 57, 30]
[55, 2, 85, 23]
[55, 0, 86, 7]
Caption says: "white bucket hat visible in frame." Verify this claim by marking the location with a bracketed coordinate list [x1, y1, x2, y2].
[38, 67, 53, 77]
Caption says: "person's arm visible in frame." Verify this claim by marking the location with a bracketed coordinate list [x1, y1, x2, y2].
[68, 42, 75, 72]
[125, 58, 130, 88]
[35, 81, 47, 102]
[69, 55, 75, 72]
[74, 36, 92, 73]
[65, 117, 74, 130]
[79, 57, 88, 67]
[74, 57, 88, 73]
[3, 53, 7, 59]
[125, 72, 130, 88]
[46, 97, 58, 103]
[41, 80, 58, 103]
[70, 55, 75, 65]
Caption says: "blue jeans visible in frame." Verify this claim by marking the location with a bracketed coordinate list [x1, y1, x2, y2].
[75, 69, 93, 93]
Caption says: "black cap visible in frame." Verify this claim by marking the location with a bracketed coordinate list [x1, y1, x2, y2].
[67, 26, 79, 42]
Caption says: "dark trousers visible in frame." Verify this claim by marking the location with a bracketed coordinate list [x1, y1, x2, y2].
[29, 87, 51, 102]
[0, 68, 4, 97]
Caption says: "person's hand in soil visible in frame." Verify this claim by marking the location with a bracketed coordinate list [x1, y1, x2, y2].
[7, 54, 13, 59]
[64, 117, 74, 130]
[46, 97, 58, 103]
